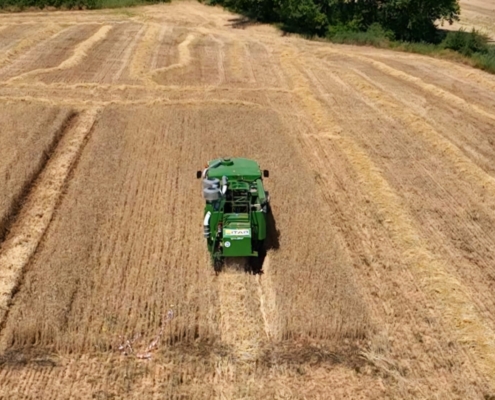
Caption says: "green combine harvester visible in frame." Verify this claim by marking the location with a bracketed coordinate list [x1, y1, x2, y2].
[196, 157, 270, 273]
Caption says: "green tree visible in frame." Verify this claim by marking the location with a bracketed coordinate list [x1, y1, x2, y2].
[442, 29, 489, 56]
[275, 0, 327, 35]
[205, 0, 460, 43]
[379, 0, 460, 41]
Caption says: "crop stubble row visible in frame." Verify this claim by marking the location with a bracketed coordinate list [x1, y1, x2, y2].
[310, 52, 495, 327]
[0, 103, 373, 398]
[0, 103, 74, 240]
[272, 50, 495, 396]
[0, 102, 368, 346]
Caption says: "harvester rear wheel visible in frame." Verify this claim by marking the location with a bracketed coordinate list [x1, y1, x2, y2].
[213, 257, 223, 274]
[264, 191, 271, 214]
[248, 243, 266, 275]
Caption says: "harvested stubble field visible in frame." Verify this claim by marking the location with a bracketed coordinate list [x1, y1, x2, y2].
[1, 1, 495, 398]
[446, 0, 495, 40]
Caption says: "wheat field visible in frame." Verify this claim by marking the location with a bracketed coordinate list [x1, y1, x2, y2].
[1, 1, 495, 398]
[0, 104, 74, 239]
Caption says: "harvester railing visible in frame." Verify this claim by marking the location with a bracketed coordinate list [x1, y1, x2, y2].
[224, 189, 250, 214]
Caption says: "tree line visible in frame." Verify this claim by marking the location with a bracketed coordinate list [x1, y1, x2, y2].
[205, 0, 461, 42]
[0, 0, 169, 10]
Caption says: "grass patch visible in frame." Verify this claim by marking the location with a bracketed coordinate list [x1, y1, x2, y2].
[0, 0, 170, 11]
[325, 24, 495, 75]
[95, 0, 166, 9]
[95, 0, 142, 8]
[471, 50, 495, 74]
[327, 23, 395, 47]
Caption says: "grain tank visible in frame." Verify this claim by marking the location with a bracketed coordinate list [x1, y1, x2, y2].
[196, 158, 270, 272]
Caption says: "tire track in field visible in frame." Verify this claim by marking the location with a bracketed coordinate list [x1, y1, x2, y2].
[278, 45, 495, 390]
[315, 64, 495, 258]
[56, 25, 113, 71]
[426, 56, 495, 92]
[129, 23, 161, 85]
[0, 108, 75, 242]
[329, 65, 495, 202]
[302, 62, 495, 328]
[216, 260, 268, 381]
[0, 25, 38, 55]
[217, 272, 264, 358]
[112, 24, 146, 83]
[242, 43, 257, 84]
[364, 52, 495, 102]
[0, 108, 100, 329]
[8, 25, 113, 83]
[0, 80, 292, 93]
[227, 39, 246, 82]
[150, 26, 172, 69]
[317, 48, 495, 123]
[256, 256, 278, 340]
[0, 95, 265, 109]
[0, 24, 62, 71]
[210, 34, 226, 85]
[150, 33, 196, 78]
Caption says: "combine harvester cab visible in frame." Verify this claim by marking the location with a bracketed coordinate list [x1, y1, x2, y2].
[196, 157, 270, 273]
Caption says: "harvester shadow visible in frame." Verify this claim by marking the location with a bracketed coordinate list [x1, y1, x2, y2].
[0, 348, 57, 369]
[265, 208, 280, 251]
[226, 16, 259, 29]
[259, 339, 367, 373]
[247, 208, 280, 275]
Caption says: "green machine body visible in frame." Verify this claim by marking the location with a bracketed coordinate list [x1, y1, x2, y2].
[197, 158, 270, 272]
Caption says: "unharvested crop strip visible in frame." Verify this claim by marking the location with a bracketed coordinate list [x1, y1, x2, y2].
[8, 25, 113, 83]
[0, 108, 100, 327]
[279, 46, 495, 389]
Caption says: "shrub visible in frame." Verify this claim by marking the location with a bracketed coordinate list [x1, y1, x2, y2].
[441, 29, 489, 56]
[0, 0, 169, 9]
[277, 0, 327, 36]
[328, 23, 394, 47]
[472, 48, 495, 73]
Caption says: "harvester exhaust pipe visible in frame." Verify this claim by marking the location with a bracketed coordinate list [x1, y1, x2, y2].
[202, 160, 222, 178]
[203, 211, 211, 238]
[221, 176, 228, 195]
